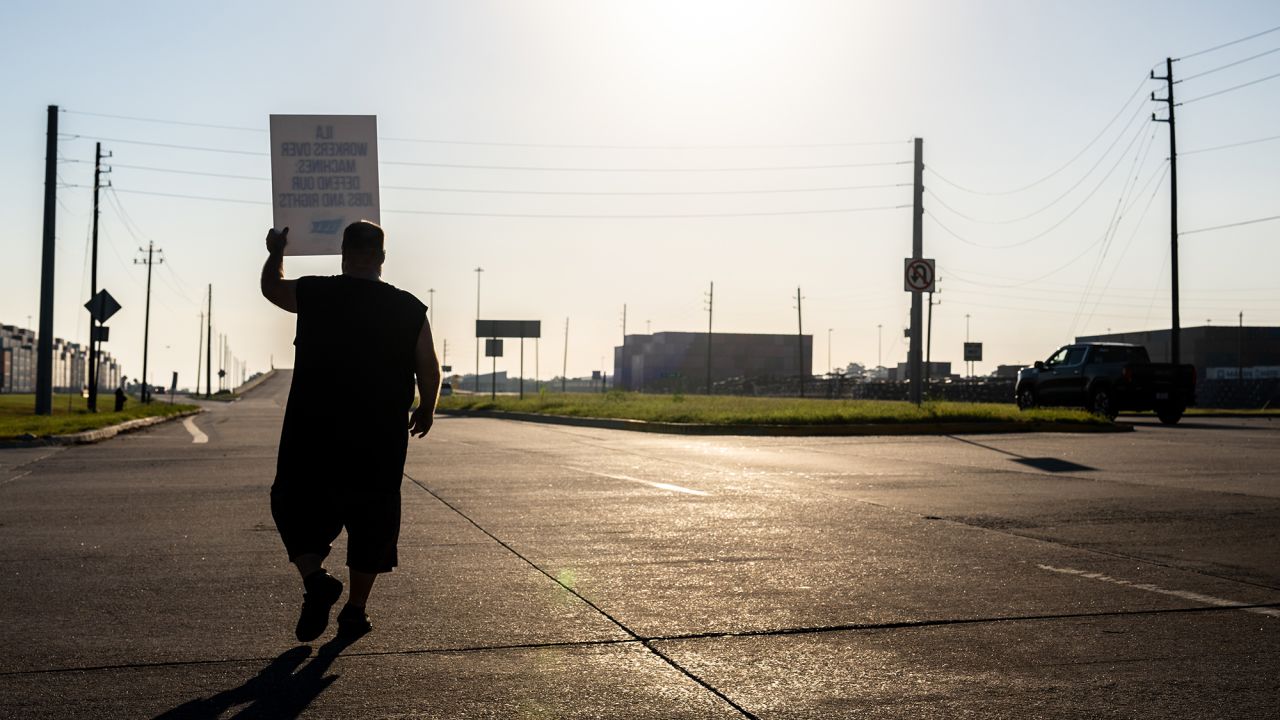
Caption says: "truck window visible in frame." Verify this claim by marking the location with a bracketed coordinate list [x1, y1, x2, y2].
[1046, 347, 1070, 366]
[1063, 347, 1087, 366]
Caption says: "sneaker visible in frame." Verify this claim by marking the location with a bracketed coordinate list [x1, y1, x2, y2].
[295, 571, 343, 643]
[336, 604, 373, 637]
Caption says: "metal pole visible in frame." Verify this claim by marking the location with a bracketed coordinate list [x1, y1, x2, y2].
[474, 267, 483, 392]
[140, 242, 154, 403]
[827, 328, 832, 376]
[519, 337, 524, 399]
[926, 292, 934, 388]
[196, 311, 203, 397]
[88, 142, 102, 411]
[1238, 311, 1244, 385]
[877, 324, 882, 369]
[205, 285, 212, 399]
[491, 342, 496, 400]
[909, 138, 924, 405]
[1153, 58, 1180, 364]
[706, 282, 713, 395]
[562, 317, 568, 393]
[796, 287, 805, 398]
[35, 105, 58, 415]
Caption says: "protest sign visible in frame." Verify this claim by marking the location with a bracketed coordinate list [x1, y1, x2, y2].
[269, 115, 379, 255]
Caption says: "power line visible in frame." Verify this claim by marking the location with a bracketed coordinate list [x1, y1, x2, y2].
[925, 123, 1158, 248]
[1180, 133, 1280, 156]
[1180, 214, 1280, 235]
[1179, 70, 1280, 105]
[63, 108, 911, 150]
[1175, 44, 1280, 83]
[109, 187, 911, 218]
[1177, 23, 1280, 61]
[107, 162, 913, 195]
[64, 134, 911, 172]
[380, 158, 911, 172]
[920, 74, 1152, 196]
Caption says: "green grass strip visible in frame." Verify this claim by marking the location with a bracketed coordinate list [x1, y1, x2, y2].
[438, 392, 1104, 426]
[0, 393, 199, 439]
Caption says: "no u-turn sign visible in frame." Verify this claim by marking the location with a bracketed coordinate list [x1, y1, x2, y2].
[904, 258, 936, 293]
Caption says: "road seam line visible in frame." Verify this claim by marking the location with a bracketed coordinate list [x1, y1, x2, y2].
[403, 470, 759, 720]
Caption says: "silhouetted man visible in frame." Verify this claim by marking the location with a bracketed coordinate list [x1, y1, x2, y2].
[261, 220, 440, 642]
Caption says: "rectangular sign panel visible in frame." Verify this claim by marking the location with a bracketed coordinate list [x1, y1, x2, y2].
[484, 339, 504, 357]
[964, 342, 983, 362]
[476, 320, 541, 338]
[270, 114, 379, 256]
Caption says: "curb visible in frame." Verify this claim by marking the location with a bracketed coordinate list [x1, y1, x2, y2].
[435, 409, 1131, 436]
[1, 408, 203, 448]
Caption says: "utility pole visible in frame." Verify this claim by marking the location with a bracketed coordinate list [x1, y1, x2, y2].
[827, 328, 833, 376]
[87, 142, 111, 411]
[134, 242, 162, 403]
[704, 282, 714, 394]
[474, 267, 483, 392]
[205, 285, 212, 399]
[909, 137, 924, 405]
[562, 317, 569, 393]
[1238, 311, 1244, 385]
[965, 313, 971, 377]
[926, 287, 940, 387]
[1153, 58, 1180, 364]
[877, 324, 883, 370]
[428, 288, 435, 328]
[795, 287, 805, 397]
[195, 311, 203, 396]
[35, 105, 59, 416]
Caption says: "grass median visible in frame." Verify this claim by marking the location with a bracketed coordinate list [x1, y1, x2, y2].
[438, 392, 1106, 427]
[0, 393, 199, 440]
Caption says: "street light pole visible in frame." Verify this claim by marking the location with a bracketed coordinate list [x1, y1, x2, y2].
[474, 267, 483, 393]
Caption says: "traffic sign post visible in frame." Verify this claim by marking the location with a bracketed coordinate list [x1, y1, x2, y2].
[484, 339, 503, 399]
[903, 258, 936, 294]
[84, 289, 122, 412]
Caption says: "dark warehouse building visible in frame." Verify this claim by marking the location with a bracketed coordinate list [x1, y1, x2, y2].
[613, 332, 812, 392]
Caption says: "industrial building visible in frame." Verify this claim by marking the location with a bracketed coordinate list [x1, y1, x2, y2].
[613, 332, 811, 392]
[1, 324, 121, 393]
[1075, 325, 1280, 379]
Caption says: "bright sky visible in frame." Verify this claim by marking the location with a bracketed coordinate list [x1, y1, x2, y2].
[3, 0, 1278, 387]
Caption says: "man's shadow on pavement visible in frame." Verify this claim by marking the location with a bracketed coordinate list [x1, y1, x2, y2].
[152, 634, 361, 720]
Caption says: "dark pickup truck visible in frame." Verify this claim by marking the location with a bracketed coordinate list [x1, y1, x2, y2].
[1015, 343, 1196, 424]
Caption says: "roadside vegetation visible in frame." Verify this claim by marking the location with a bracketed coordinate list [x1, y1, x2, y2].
[0, 394, 198, 440]
[437, 391, 1106, 426]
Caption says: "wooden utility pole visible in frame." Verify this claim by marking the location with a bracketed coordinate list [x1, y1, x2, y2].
[205, 285, 212, 399]
[35, 105, 58, 415]
[705, 282, 714, 394]
[88, 142, 104, 411]
[796, 287, 805, 397]
[1153, 59, 1180, 363]
[135, 242, 162, 402]
[909, 138, 924, 404]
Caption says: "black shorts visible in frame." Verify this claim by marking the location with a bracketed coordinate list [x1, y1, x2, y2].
[270, 475, 402, 574]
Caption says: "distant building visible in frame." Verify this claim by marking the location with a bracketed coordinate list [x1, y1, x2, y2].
[1075, 325, 1280, 380]
[613, 332, 812, 392]
[1, 323, 121, 393]
[892, 361, 953, 382]
[992, 364, 1024, 379]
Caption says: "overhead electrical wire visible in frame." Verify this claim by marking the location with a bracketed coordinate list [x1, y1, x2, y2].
[1179, 70, 1280, 105]
[919, 74, 1153, 196]
[1180, 133, 1280, 156]
[1176, 23, 1280, 61]
[108, 161, 911, 196]
[1180, 214, 1280, 235]
[108, 187, 912, 219]
[1175, 44, 1280, 83]
[62, 109, 911, 150]
[925, 120, 1157, 248]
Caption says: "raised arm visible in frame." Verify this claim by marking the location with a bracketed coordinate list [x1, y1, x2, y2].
[408, 317, 442, 438]
[260, 227, 298, 313]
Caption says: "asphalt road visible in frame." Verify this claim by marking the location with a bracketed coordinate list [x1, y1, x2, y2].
[1, 371, 1276, 718]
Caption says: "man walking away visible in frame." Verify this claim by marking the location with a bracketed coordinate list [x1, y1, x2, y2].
[260, 220, 440, 642]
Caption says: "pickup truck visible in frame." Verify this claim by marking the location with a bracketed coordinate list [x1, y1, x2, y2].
[1015, 343, 1196, 424]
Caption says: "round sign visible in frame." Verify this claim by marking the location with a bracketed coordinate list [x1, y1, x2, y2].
[905, 259, 935, 292]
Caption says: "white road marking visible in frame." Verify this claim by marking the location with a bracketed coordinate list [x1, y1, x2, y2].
[569, 467, 709, 496]
[1, 470, 32, 488]
[183, 416, 209, 444]
[1039, 564, 1280, 618]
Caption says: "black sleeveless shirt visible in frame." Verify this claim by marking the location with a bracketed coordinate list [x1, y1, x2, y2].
[277, 275, 427, 485]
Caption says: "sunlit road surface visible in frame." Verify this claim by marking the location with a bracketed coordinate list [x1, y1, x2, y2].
[1, 371, 1276, 718]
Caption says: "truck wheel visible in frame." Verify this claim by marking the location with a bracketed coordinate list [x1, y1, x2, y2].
[1017, 389, 1036, 410]
[1090, 390, 1118, 420]
[1156, 405, 1184, 425]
